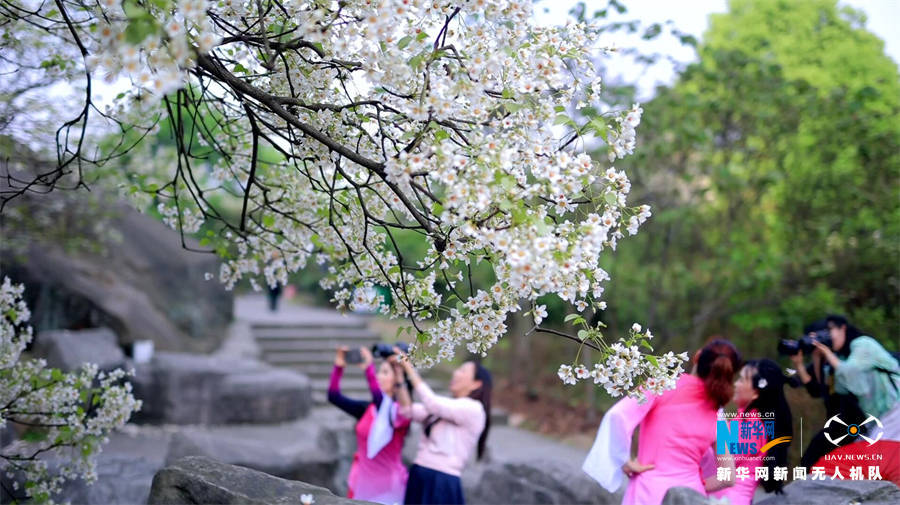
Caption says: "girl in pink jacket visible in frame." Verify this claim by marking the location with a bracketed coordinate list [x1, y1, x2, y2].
[328, 346, 411, 504]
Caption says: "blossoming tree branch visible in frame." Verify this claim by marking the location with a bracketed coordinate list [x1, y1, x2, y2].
[1, 278, 142, 503]
[1, 0, 687, 398]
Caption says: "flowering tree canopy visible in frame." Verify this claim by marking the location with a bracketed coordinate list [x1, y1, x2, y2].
[1, 0, 687, 396]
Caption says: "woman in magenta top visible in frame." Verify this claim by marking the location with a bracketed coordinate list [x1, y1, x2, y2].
[328, 346, 410, 505]
[583, 339, 740, 505]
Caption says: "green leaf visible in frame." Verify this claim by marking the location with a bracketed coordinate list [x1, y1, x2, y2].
[553, 114, 576, 127]
[504, 102, 524, 113]
[22, 430, 48, 443]
[589, 117, 606, 134]
[641, 340, 654, 351]
[124, 18, 157, 45]
[262, 215, 275, 228]
[564, 314, 580, 322]
[122, 0, 144, 18]
[577, 329, 589, 340]
[397, 35, 414, 49]
[408, 53, 425, 69]
[604, 192, 618, 206]
[646, 355, 659, 367]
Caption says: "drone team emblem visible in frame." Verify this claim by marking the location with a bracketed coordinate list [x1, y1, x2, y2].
[823, 414, 884, 446]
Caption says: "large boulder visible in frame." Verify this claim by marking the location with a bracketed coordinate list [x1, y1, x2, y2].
[462, 460, 623, 505]
[2, 196, 232, 354]
[2, 409, 354, 505]
[163, 408, 356, 493]
[131, 352, 312, 425]
[660, 486, 708, 505]
[755, 478, 900, 505]
[147, 456, 370, 505]
[31, 327, 127, 373]
[165, 425, 339, 489]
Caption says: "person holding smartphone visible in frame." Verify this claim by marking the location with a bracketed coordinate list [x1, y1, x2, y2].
[328, 346, 411, 504]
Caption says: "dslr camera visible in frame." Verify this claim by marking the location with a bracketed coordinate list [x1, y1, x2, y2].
[372, 341, 410, 358]
[345, 341, 410, 364]
[778, 327, 832, 356]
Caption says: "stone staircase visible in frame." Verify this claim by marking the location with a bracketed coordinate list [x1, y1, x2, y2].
[235, 295, 381, 403]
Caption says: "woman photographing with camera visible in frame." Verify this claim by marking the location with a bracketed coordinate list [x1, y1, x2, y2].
[328, 346, 411, 504]
[393, 351, 492, 505]
[801, 316, 900, 484]
[788, 315, 874, 467]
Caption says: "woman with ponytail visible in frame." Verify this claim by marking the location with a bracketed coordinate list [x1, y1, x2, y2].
[395, 353, 491, 505]
[583, 339, 741, 505]
[705, 359, 795, 505]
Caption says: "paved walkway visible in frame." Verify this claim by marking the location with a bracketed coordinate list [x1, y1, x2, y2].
[234, 294, 372, 328]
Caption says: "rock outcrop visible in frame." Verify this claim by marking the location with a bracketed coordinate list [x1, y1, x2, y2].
[131, 352, 312, 425]
[147, 456, 370, 505]
[32, 327, 127, 373]
[462, 460, 623, 504]
[3, 197, 232, 353]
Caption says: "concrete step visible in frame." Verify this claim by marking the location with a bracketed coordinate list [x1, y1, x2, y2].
[257, 338, 376, 353]
[261, 351, 357, 365]
[239, 304, 371, 329]
[253, 327, 380, 340]
[265, 362, 363, 379]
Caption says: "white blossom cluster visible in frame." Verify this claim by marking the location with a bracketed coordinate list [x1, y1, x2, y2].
[157, 201, 203, 234]
[23, 0, 676, 398]
[557, 324, 690, 401]
[86, 0, 220, 96]
[1, 277, 142, 504]
[0, 276, 32, 369]
[607, 103, 644, 162]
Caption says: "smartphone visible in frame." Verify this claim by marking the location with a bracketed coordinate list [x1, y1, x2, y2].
[345, 348, 363, 364]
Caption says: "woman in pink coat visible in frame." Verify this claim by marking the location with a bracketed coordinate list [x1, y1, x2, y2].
[583, 339, 740, 505]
